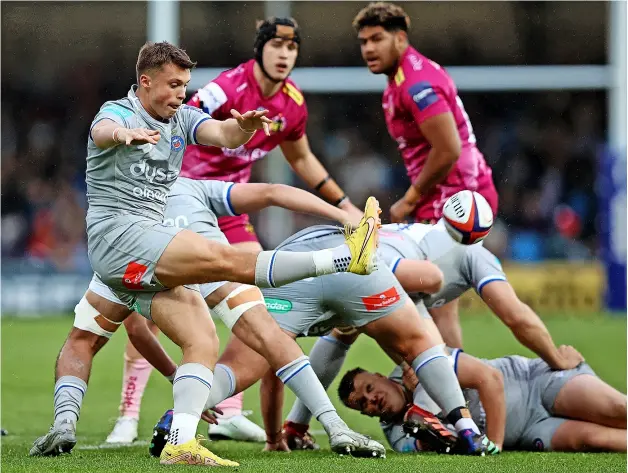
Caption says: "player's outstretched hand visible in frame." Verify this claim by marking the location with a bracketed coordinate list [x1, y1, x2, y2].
[201, 406, 223, 425]
[343, 202, 364, 228]
[263, 439, 291, 452]
[390, 197, 416, 223]
[554, 345, 585, 370]
[116, 127, 161, 145]
[231, 108, 272, 136]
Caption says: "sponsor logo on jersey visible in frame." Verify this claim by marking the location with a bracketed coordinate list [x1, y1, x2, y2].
[222, 145, 269, 163]
[245, 223, 256, 235]
[130, 160, 180, 184]
[362, 287, 401, 311]
[394, 67, 405, 86]
[409, 54, 423, 71]
[171, 135, 184, 151]
[283, 83, 304, 106]
[265, 298, 293, 313]
[408, 81, 439, 111]
[196, 82, 228, 115]
[123, 261, 149, 290]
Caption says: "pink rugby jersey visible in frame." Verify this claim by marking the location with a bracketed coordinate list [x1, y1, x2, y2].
[383, 47, 496, 217]
[182, 59, 308, 183]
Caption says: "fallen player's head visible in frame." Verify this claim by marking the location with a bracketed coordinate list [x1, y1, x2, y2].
[136, 41, 197, 119]
[353, 2, 410, 75]
[254, 17, 301, 82]
[338, 367, 408, 422]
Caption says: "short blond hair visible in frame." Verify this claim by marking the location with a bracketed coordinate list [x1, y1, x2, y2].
[352, 2, 410, 32]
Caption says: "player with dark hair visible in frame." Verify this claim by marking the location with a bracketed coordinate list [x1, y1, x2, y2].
[338, 349, 626, 453]
[353, 2, 498, 224]
[107, 17, 365, 445]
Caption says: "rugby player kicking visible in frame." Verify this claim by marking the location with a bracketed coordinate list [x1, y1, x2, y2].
[107, 18, 362, 443]
[30, 41, 384, 466]
[106, 17, 366, 445]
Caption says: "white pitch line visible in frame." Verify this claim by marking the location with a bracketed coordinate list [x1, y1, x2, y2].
[77, 440, 150, 450]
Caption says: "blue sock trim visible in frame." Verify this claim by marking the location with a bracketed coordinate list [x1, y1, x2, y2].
[281, 362, 311, 384]
[54, 384, 86, 397]
[173, 374, 212, 391]
[414, 354, 448, 374]
[321, 335, 351, 350]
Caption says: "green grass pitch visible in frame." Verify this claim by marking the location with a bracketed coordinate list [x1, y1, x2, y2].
[2, 311, 626, 472]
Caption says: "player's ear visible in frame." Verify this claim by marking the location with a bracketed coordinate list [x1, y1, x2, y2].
[138, 73, 151, 89]
[394, 30, 408, 49]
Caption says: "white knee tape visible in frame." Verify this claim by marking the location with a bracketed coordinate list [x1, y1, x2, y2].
[73, 296, 121, 339]
[212, 285, 266, 331]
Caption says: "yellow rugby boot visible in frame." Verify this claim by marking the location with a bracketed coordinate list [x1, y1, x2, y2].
[345, 196, 382, 275]
[160, 435, 240, 467]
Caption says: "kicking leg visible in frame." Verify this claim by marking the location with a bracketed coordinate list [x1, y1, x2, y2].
[30, 290, 130, 456]
[153, 197, 381, 288]
[552, 374, 627, 429]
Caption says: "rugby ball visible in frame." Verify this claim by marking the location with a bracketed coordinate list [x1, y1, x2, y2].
[442, 190, 493, 244]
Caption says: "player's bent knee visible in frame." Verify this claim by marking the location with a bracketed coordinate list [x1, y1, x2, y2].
[608, 396, 627, 421]
[73, 296, 122, 339]
[212, 285, 266, 330]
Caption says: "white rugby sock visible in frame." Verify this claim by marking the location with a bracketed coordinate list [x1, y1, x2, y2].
[53, 376, 87, 427]
[276, 356, 345, 432]
[286, 335, 350, 426]
[170, 363, 213, 446]
[254, 247, 353, 288]
[203, 364, 235, 411]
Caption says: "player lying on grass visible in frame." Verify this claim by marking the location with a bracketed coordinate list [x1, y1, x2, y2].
[149, 223, 500, 457]
[108, 17, 365, 445]
[30, 180, 386, 463]
[338, 348, 627, 453]
[283, 212, 584, 448]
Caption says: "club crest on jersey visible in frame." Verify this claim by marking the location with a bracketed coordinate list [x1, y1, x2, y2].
[269, 114, 287, 134]
[170, 135, 184, 151]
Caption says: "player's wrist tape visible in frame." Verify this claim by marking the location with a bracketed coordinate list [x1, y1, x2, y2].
[334, 195, 349, 207]
[315, 175, 331, 191]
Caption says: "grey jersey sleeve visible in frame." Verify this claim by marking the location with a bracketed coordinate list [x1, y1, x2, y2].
[377, 244, 404, 273]
[89, 100, 136, 140]
[463, 245, 508, 295]
[178, 104, 213, 145]
[200, 180, 239, 218]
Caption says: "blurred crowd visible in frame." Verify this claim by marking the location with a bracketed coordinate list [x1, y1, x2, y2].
[1, 1, 608, 273]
